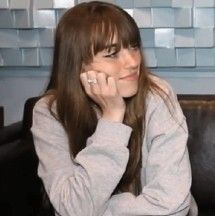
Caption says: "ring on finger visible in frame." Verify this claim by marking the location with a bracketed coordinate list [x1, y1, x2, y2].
[87, 78, 97, 84]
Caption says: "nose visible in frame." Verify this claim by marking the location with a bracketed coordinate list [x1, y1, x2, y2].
[122, 49, 140, 69]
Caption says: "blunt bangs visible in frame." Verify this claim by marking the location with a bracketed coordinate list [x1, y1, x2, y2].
[89, 6, 141, 55]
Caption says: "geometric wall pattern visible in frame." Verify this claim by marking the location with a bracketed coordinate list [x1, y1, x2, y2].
[0, 0, 214, 68]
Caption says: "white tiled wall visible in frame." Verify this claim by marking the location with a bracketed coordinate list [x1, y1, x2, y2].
[0, 0, 214, 67]
[0, 0, 215, 125]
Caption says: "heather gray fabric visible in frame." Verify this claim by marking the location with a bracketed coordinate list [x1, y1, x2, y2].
[31, 76, 198, 216]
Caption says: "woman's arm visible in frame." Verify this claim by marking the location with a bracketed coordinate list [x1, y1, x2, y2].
[31, 97, 132, 216]
[102, 82, 192, 216]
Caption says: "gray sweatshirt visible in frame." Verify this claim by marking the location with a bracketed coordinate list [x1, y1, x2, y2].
[31, 76, 198, 216]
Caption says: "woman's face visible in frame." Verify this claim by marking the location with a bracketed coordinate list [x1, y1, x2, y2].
[83, 38, 141, 98]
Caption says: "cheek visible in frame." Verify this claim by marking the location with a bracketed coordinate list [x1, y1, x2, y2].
[134, 51, 141, 64]
[84, 57, 121, 78]
[105, 66, 120, 78]
[94, 63, 120, 78]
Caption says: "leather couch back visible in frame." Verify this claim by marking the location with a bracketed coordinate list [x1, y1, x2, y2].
[178, 95, 215, 211]
[0, 107, 3, 128]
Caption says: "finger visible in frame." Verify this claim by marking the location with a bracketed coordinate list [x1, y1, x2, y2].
[107, 76, 118, 95]
[80, 72, 91, 95]
[80, 72, 101, 105]
[87, 70, 100, 94]
[97, 72, 108, 91]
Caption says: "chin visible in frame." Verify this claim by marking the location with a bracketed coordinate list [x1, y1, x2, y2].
[120, 87, 138, 98]
[118, 80, 139, 98]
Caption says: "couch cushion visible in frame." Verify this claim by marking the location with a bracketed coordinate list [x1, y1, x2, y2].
[0, 137, 55, 216]
[0, 122, 22, 146]
[0, 107, 3, 128]
[179, 95, 215, 209]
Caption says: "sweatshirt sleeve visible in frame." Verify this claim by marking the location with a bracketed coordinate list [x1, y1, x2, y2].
[31, 97, 132, 216]
[102, 82, 192, 216]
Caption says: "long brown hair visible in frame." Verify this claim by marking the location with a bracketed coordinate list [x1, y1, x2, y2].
[46, 1, 169, 196]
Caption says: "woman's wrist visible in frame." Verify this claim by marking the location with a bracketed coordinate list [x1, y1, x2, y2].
[102, 109, 125, 123]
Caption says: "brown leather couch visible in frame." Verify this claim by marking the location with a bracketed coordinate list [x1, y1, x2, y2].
[0, 106, 4, 128]
[0, 97, 54, 216]
[178, 95, 215, 216]
[0, 95, 215, 216]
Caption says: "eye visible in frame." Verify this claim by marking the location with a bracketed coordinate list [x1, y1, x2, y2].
[129, 44, 139, 50]
[104, 50, 118, 58]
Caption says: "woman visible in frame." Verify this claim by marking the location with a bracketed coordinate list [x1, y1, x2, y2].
[31, 1, 198, 215]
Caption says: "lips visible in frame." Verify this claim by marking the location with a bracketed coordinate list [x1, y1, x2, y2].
[119, 72, 138, 81]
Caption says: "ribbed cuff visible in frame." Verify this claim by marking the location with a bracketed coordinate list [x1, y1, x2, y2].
[93, 118, 132, 147]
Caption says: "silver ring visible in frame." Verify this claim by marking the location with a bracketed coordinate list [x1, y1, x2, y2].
[87, 78, 97, 84]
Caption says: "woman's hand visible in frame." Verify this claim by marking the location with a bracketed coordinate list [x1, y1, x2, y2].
[80, 70, 126, 123]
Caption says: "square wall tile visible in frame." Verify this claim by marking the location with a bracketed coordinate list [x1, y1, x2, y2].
[172, 0, 193, 8]
[1, 48, 22, 66]
[54, 0, 75, 8]
[0, 9, 14, 28]
[196, 48, 215, 66]
[0, 0, 10, 8]
[12, 9, 33, 28]
[194, 0, 215, 7]
[39, 48, 53, 66]
[175, 29, 194, 47]
[39, 28, 54, 47]
[194, 8, 214, 28]
[176, 48, 195, 67]
[152, 8, 174, 27]
[115, 0, 133, 8]
[174, 8, 192, 27]
[134, 0, 150, 7]
[143, 48, 157, 67]
[22, 48, 40, 66]
[0, 29, 18, 48]
[55, 9, 67, 23]
[124, 9, 133, 17]
[34, 0, 53, 9]
[139, 29, 154, 47]
[156, 48, 176, 67]
[18, 29, 39, 47]
[33, 10, 56, 28]
[133, 8, 152, 27]
[151, 0, 172, 7]
[195, 28, 214, 47]
[155, 28, 174, 48]
[10, 0, 31, 9]
[77, 0, 115, 3]
[0, 51, 4, 66]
